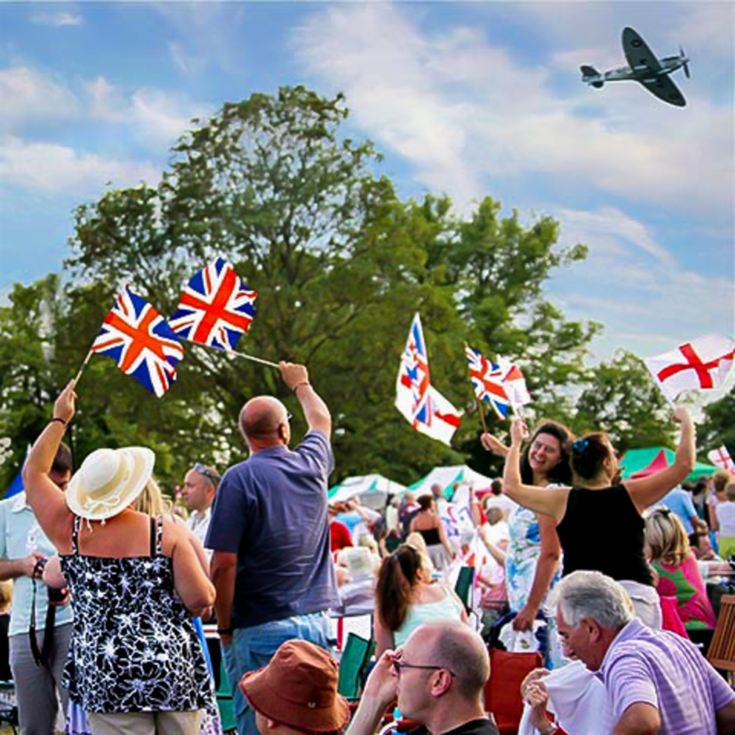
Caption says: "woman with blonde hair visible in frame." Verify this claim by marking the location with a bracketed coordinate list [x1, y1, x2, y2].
[645, 507, 716, 646]
[23, 382, 215, 734]
[373, 544, 466, 656]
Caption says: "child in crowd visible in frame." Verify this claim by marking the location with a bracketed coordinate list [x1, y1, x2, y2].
[645, 507, 716, 649]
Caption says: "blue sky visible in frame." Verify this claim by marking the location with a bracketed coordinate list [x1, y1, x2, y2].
[1, 1, 732, 361]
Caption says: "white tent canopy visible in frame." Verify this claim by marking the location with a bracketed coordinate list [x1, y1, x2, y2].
[328, 474, 406, 509]
[408, 465, 494, 497]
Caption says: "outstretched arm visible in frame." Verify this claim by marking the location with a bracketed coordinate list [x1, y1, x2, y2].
[503, 419, 569, 522]
[624, 407, 695, 513]
[22, 381, 75, 548]
[280, 362, 331, 438]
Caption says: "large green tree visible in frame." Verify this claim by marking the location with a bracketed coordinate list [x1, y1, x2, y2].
[1, 86, 605, 491]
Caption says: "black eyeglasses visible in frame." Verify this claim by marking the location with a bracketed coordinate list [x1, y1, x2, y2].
[193, 463, 220, 485]
[392, 660, 455, 677]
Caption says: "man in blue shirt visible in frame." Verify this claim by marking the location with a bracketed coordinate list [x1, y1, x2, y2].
[208, 361, 338, 735]
[658, 485, 705, 536]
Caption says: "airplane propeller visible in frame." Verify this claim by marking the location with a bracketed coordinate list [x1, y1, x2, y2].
[679, 45, 691, 78]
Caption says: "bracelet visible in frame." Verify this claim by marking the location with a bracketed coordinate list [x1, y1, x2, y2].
[292, 381, 310, 393]
[217, 627, 233, 635]
[49, 417, 67, 427]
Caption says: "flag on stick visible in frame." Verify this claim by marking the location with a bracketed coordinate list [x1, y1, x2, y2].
[92, 286, 184, 397]
[396, 314, 462, 445]
[643, 335, 735, 403]
[708, 445, 735, 472]
[465, 344, 511, 420]
[170, 257, 257, 352]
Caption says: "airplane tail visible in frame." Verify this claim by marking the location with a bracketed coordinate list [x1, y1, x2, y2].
[580, 65, 604, 88]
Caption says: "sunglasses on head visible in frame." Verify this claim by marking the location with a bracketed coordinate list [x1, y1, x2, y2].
[193, 463, 220, 485]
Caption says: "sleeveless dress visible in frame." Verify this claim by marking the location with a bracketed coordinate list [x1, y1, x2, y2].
[60, 515, 211, 713]
[393, 587, 465, 646]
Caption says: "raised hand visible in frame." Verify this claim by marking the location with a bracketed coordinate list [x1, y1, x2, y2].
[53, 381, 77, 424]
[480, 433, 510, 457]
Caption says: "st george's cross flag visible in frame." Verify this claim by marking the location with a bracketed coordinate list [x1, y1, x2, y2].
[643, 334, 735, 402]
[465, 345, 511, 419]
[169, 257, 257, 351]
[92, 286, 185, 397]
[707, 445, 735, 472]
[395, 313, 462, 445]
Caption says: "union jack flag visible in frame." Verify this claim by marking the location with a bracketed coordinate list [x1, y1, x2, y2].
[169, 258, 257, 351]
[395, 314, 461, 445]
[92, 287, 184, 398]
[498, 356, 532, 411]
[465, 345, 511, 419]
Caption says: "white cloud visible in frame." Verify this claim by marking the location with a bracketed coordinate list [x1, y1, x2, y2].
[85, 76, 210, 146]
[547, 206, 734, 359]
[0, 66, 77, 126]
[0, 135, 159, 194]
[291, 4, 732, 218]
[168, 41, 206, 77]
[30, 11, 82, 27]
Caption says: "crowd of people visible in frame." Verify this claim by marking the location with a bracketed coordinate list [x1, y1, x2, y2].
[0, 361, 733, 735]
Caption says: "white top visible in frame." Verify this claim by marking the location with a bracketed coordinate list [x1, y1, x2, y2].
[715, 500, 735, 537]
[483, 494, 517, 517]
[186, 507, 212, 559]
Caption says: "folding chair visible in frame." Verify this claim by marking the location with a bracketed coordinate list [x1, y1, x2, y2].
[337, 632, 375, 702]
[216, 657, 237, 734]
[454, 566, 475, 614]
[707, 594, 735, 685]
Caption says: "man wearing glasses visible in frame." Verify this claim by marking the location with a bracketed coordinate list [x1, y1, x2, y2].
[207, 361, 338, 735]
[182, 462, 221, 553]
[348, 621, 498, 735]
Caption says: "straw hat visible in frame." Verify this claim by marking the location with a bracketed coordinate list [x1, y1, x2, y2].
[66, 447, 155, 521]
[240, 640, 349, 733]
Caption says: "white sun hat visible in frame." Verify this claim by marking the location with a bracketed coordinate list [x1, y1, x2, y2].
[66, 447, 155, 521]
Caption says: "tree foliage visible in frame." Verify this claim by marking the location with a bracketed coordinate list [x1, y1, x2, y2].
[0, 85, 662, 493]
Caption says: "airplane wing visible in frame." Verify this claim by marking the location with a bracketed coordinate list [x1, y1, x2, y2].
[622, 27, 662, 73]
[637, 74, 687, 107]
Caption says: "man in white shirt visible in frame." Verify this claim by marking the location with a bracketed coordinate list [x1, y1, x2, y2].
[182, 463, 220, 553]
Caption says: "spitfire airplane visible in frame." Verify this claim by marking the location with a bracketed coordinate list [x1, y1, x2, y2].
[581, 27, 690, 107]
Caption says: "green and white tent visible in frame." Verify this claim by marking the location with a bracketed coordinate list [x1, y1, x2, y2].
[408, 465, 494, 499]
[328, 474, 406, 509]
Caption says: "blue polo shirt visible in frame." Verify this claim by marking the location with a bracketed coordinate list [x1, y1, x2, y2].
[0, 493, 73, 636]
[206, 431, 339, 628]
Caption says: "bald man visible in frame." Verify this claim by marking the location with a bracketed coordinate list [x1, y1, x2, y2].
[348, 621, 498, 735]
[207, 362, 339, 735]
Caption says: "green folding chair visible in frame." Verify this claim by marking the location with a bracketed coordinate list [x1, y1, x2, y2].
[337, 632, 375, 702]
[216, 656, 237, 734]
[454, 565, 475, 613]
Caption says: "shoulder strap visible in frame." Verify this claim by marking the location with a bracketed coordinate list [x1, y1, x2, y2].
[155, 515, 164, 556]
[72, 514, 81, 555]
[149, 516, 156, 557]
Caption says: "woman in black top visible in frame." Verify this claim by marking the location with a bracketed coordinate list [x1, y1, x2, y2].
[502, 406, 695, 627]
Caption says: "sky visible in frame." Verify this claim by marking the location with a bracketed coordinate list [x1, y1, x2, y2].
[0, 1, 733, 362]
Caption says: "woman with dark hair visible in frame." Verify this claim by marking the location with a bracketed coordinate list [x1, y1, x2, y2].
[373, 544, 466, 656]
[481, 421, 572, 667]
[502, 406, 695, 628]
[408, 495, 455, 571]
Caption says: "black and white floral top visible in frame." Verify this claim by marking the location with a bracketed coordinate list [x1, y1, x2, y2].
[60, 515, 210, 713]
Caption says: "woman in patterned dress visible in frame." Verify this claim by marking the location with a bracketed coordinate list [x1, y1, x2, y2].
[23, 381, 215, 734]
[481, 420, 573, 667]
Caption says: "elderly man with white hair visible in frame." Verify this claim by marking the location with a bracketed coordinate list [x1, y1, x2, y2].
[523, 570, 735, 735]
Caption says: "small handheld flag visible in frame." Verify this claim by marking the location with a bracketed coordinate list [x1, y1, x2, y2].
[708, 445, 735, 472]
[643, 335, 735, 403]
[465, 345, 511, 420]
[498, 356, 532, 412]
[92, 286, 184, 397]
[395, 314, 462, 445]
[170, 257, 257, 352]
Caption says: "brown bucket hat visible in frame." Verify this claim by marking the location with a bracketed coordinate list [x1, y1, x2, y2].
[240, 640, 350, 732]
